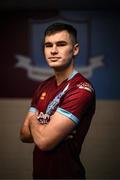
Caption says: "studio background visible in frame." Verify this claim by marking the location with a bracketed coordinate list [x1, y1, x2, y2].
[0, 8, 120, 179]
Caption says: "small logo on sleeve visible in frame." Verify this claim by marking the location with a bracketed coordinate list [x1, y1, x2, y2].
[77, 82, 93, 93]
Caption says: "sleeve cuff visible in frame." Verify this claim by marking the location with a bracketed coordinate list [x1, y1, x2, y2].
[56, 107, 80, 125]
[29, 107, 38, 113]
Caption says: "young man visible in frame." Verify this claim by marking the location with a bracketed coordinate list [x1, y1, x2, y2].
[20, 22, 96, 179]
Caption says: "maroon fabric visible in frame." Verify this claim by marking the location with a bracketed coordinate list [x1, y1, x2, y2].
[31, 72, 96, 179]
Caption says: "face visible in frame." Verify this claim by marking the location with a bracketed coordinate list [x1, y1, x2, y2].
[44, 30, 79, 71]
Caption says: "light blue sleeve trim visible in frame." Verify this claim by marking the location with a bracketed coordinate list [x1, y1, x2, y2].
[68, 69, 78, 80]
[29, 107, 38, 113]
[56, 107, 80, 125]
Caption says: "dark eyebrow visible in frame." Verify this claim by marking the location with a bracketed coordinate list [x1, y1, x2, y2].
[44, 42, 52, 46]
[56, 41, 68, 45]
[44, 41, 68, 46]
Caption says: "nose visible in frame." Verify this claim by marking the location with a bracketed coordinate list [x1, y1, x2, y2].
[51, 44, 58, 54]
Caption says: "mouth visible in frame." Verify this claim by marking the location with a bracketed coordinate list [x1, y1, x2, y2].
[48, 57, 61, 62]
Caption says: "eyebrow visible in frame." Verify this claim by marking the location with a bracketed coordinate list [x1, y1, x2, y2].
[44, 41, 68, 46]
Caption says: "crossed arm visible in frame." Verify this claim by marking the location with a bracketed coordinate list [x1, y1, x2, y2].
[20, 111, 76, 151]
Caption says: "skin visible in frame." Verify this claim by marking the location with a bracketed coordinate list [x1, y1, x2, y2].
[44, 30, 79, 85]
[20, 30, 80, 151]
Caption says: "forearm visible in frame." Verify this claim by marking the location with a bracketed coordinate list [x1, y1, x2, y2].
[20, 111, 38, 143]
[20, 125, 34, 143]
[29, 111, 76, 151]
[29, 116, 46, 149]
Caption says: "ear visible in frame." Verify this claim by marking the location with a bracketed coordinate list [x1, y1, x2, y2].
[73, 43, 80, 56]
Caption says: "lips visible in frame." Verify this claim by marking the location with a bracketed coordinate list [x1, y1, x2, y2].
[48, 57, 61, 61]
[48, 57, 61, 59]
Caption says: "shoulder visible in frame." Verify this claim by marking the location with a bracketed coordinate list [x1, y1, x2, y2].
[37, 75, 55, 89]
[32, 76, 55, 98]
[31, 76, 55, 106]
[69, 72, 95, 94]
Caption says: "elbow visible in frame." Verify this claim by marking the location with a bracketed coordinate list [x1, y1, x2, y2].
[20, 134, 27, 143]
[20, 129, 25, 142]
[38, 144, 54, 151]
[20, 131, 28, 143]
[20, 129, 33, 143]
[35, 137, 55, 151]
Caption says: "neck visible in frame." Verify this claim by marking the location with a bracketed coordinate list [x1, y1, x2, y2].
[54, 66, 75, 86]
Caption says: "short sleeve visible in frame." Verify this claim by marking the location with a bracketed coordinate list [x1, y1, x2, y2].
[31, 87, 40, 108]
[56, 85, 95, 124]
[30, 82, 44, 109]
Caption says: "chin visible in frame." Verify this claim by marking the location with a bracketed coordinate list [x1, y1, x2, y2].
[50, 65, 69, 72]
[48, 63, 61, 69]
[48, 61, 73, 71]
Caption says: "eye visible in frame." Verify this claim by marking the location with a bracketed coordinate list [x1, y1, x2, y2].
[56, 41, 67, 47]
[44, 43, 53, 48]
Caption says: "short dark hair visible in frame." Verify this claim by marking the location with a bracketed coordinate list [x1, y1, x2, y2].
[44, 22, 77, 44]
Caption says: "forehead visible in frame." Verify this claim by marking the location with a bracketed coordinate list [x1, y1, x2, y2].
[44, 30, 71, 42]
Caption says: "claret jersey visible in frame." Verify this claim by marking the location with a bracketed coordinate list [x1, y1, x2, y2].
[29, 70, 96, 179]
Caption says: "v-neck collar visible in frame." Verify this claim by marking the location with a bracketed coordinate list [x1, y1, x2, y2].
[54, 69, 78, 87]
